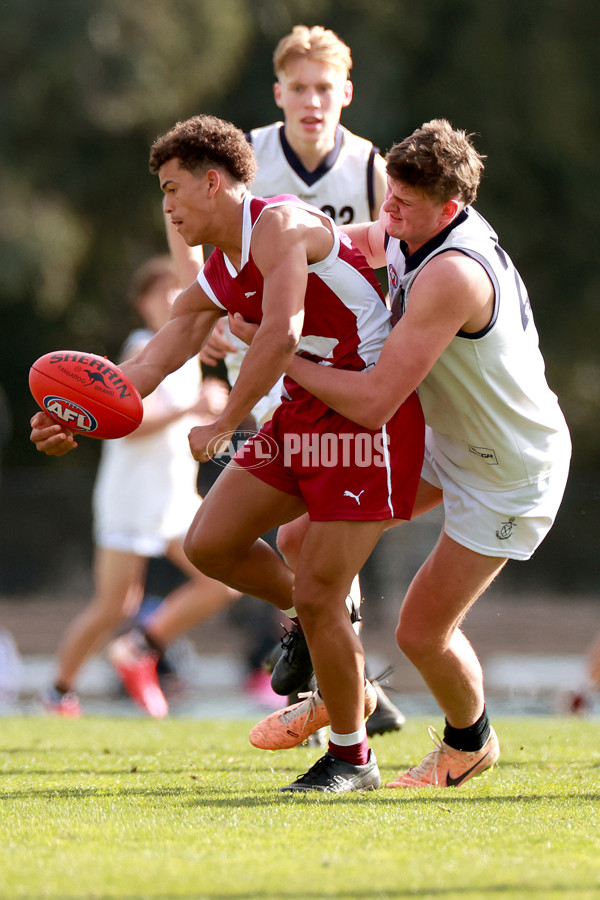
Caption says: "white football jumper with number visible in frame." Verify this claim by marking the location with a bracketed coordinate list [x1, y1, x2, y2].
[248, 122, 380, 225]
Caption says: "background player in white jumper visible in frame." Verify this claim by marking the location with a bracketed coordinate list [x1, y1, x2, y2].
[199, 24, 387, 420]
[246, 119, 571, 787]
[40, 256, 234, 717]
[114, 26, 402, 732]
[30, 115, 425, 793]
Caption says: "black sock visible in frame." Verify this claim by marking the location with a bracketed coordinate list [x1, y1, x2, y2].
[443, 707, 491, 752]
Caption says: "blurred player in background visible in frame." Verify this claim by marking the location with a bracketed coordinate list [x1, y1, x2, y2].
[565, 628, 600, 714]
[122, 25, 405, 734]
[40, 256, 235, 717]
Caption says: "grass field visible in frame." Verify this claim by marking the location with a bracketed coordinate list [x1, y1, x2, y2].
[1, 714, 599, 900]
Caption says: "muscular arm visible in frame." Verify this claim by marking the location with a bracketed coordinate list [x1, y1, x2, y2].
[286, 252, 494, 429]
[187, 205, 334, 461]
[119, 281, 222, 398]
[211, 206, 316, 432]
[119, 336, 201, 441]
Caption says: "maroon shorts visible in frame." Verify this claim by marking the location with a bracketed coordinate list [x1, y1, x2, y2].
[233, 392, 424, 522]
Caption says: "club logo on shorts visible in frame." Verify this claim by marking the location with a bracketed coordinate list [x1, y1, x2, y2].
[496, 516, 517, 540]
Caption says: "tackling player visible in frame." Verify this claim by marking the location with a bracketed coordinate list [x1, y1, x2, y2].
[241, 119, 572, 788]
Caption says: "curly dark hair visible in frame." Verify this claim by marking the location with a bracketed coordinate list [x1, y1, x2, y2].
[386, 119, 486, 206]
[149, 114, 257, 185]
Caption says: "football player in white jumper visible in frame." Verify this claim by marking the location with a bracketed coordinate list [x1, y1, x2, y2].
[239, 119, 571, 788]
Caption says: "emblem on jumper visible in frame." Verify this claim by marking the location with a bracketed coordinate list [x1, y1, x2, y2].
[496, 517, 517, 540]
[469, 445, 498, 465]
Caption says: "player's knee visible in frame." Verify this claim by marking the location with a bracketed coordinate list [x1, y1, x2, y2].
[276, 521, 304, 565]
[294, 583, 349, 631]
[396, 618, 431, 661]
[293, 593, 322, 625]
[183, 530, 228, 580]
[89, 597, 132, 630]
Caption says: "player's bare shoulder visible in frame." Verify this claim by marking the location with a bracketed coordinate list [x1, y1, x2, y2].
[416, 250, 494, 331]
[252, 201, 334, 265]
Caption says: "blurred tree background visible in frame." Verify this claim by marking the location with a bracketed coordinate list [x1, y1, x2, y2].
[1, 0, 599, 595]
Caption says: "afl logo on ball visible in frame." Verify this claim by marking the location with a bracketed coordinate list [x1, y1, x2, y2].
[43, 396, 98, 433]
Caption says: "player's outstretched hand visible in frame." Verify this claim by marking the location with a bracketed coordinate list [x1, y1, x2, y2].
[30, 411, 78, 456]
[228, 312, 259, 346]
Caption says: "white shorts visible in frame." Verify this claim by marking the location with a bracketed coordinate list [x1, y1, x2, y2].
[93, 446, 201, 558]
[93, 527, 190, 558]
[420, 447, 570, 560]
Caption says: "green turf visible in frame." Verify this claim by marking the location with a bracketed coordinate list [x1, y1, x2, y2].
[1, 715, 599, 899]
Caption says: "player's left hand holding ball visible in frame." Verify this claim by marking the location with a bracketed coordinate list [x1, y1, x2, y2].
[30, 411, 79, 456]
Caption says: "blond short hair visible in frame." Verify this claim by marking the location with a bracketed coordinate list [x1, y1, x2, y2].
[273, 25, 352, 78]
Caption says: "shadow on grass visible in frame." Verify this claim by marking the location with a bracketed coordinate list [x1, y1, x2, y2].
[181, 790, 600, 808]
[0, 767, 217, 776]
[2, 780, 600, 804]
[0, 786, 194, 800]
[11, 884, 600, 899]
[6, 756, 593, 777]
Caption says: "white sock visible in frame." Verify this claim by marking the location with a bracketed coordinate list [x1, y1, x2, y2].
[329, 725, 367, 746]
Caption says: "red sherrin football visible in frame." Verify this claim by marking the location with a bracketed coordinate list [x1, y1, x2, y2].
[29, 350, 143, 439]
